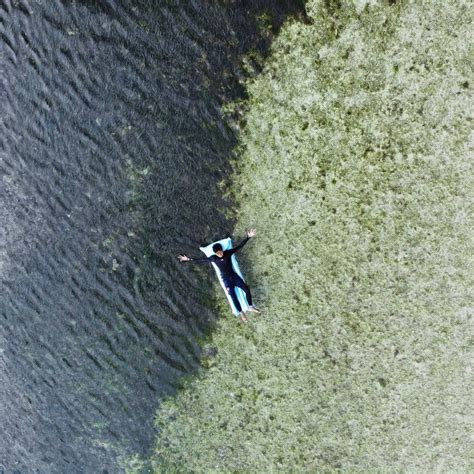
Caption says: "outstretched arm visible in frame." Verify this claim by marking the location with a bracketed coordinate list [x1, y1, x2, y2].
[177, 254, 211, 264]
[227, 228, 256, 256]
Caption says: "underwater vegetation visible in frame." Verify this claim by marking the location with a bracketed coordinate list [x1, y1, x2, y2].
[143, 0, 473, 471]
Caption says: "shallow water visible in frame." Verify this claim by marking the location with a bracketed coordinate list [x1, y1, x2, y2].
[0, 0, 304, 471]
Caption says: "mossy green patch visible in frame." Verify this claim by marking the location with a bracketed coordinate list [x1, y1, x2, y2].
[148, 0, 473, 471]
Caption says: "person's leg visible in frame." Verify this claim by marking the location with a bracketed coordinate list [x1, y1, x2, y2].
[233, 275, 260, 313]
[225, 281, 242, 313]
[233, 275, 253, 306]
[227, 284, 248, 321]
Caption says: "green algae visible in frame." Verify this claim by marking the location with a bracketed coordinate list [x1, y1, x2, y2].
[147, 1, 473, 471]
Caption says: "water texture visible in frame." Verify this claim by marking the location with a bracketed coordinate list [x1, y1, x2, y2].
[0, 1, 304, 471]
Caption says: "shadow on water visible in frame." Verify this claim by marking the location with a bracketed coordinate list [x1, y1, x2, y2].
[0, 0, 306, 471]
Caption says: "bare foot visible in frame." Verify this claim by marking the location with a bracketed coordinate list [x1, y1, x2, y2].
[239, 313, 248, 323]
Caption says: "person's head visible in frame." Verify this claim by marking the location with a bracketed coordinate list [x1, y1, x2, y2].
[212, 243, 224, 258]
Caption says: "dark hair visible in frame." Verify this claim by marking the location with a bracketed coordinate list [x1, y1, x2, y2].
[212, 243, 223, 253]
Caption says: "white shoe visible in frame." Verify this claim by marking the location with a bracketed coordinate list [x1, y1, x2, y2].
[247, 306, 261, 313]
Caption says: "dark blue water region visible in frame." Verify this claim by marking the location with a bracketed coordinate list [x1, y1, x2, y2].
[0, 0, 305, 471]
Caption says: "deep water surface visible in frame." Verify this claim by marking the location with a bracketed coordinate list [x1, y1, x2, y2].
[0, 1, 304, 471]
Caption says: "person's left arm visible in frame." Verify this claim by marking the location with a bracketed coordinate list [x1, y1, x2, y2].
[227, 228, 256, 256]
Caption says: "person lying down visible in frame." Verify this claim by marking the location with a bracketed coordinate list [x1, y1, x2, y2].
[178, 228, 261, 322]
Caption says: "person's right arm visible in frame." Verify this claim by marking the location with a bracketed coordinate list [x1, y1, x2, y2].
[178, 255, 211, 264]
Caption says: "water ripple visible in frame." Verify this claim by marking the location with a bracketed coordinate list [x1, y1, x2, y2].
[0, 0, 305, 471]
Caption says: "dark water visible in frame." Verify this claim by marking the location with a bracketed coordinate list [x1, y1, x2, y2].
[0, 1, 304, 472]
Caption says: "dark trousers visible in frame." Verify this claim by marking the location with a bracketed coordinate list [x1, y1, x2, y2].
[223, 273, 252, 313]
